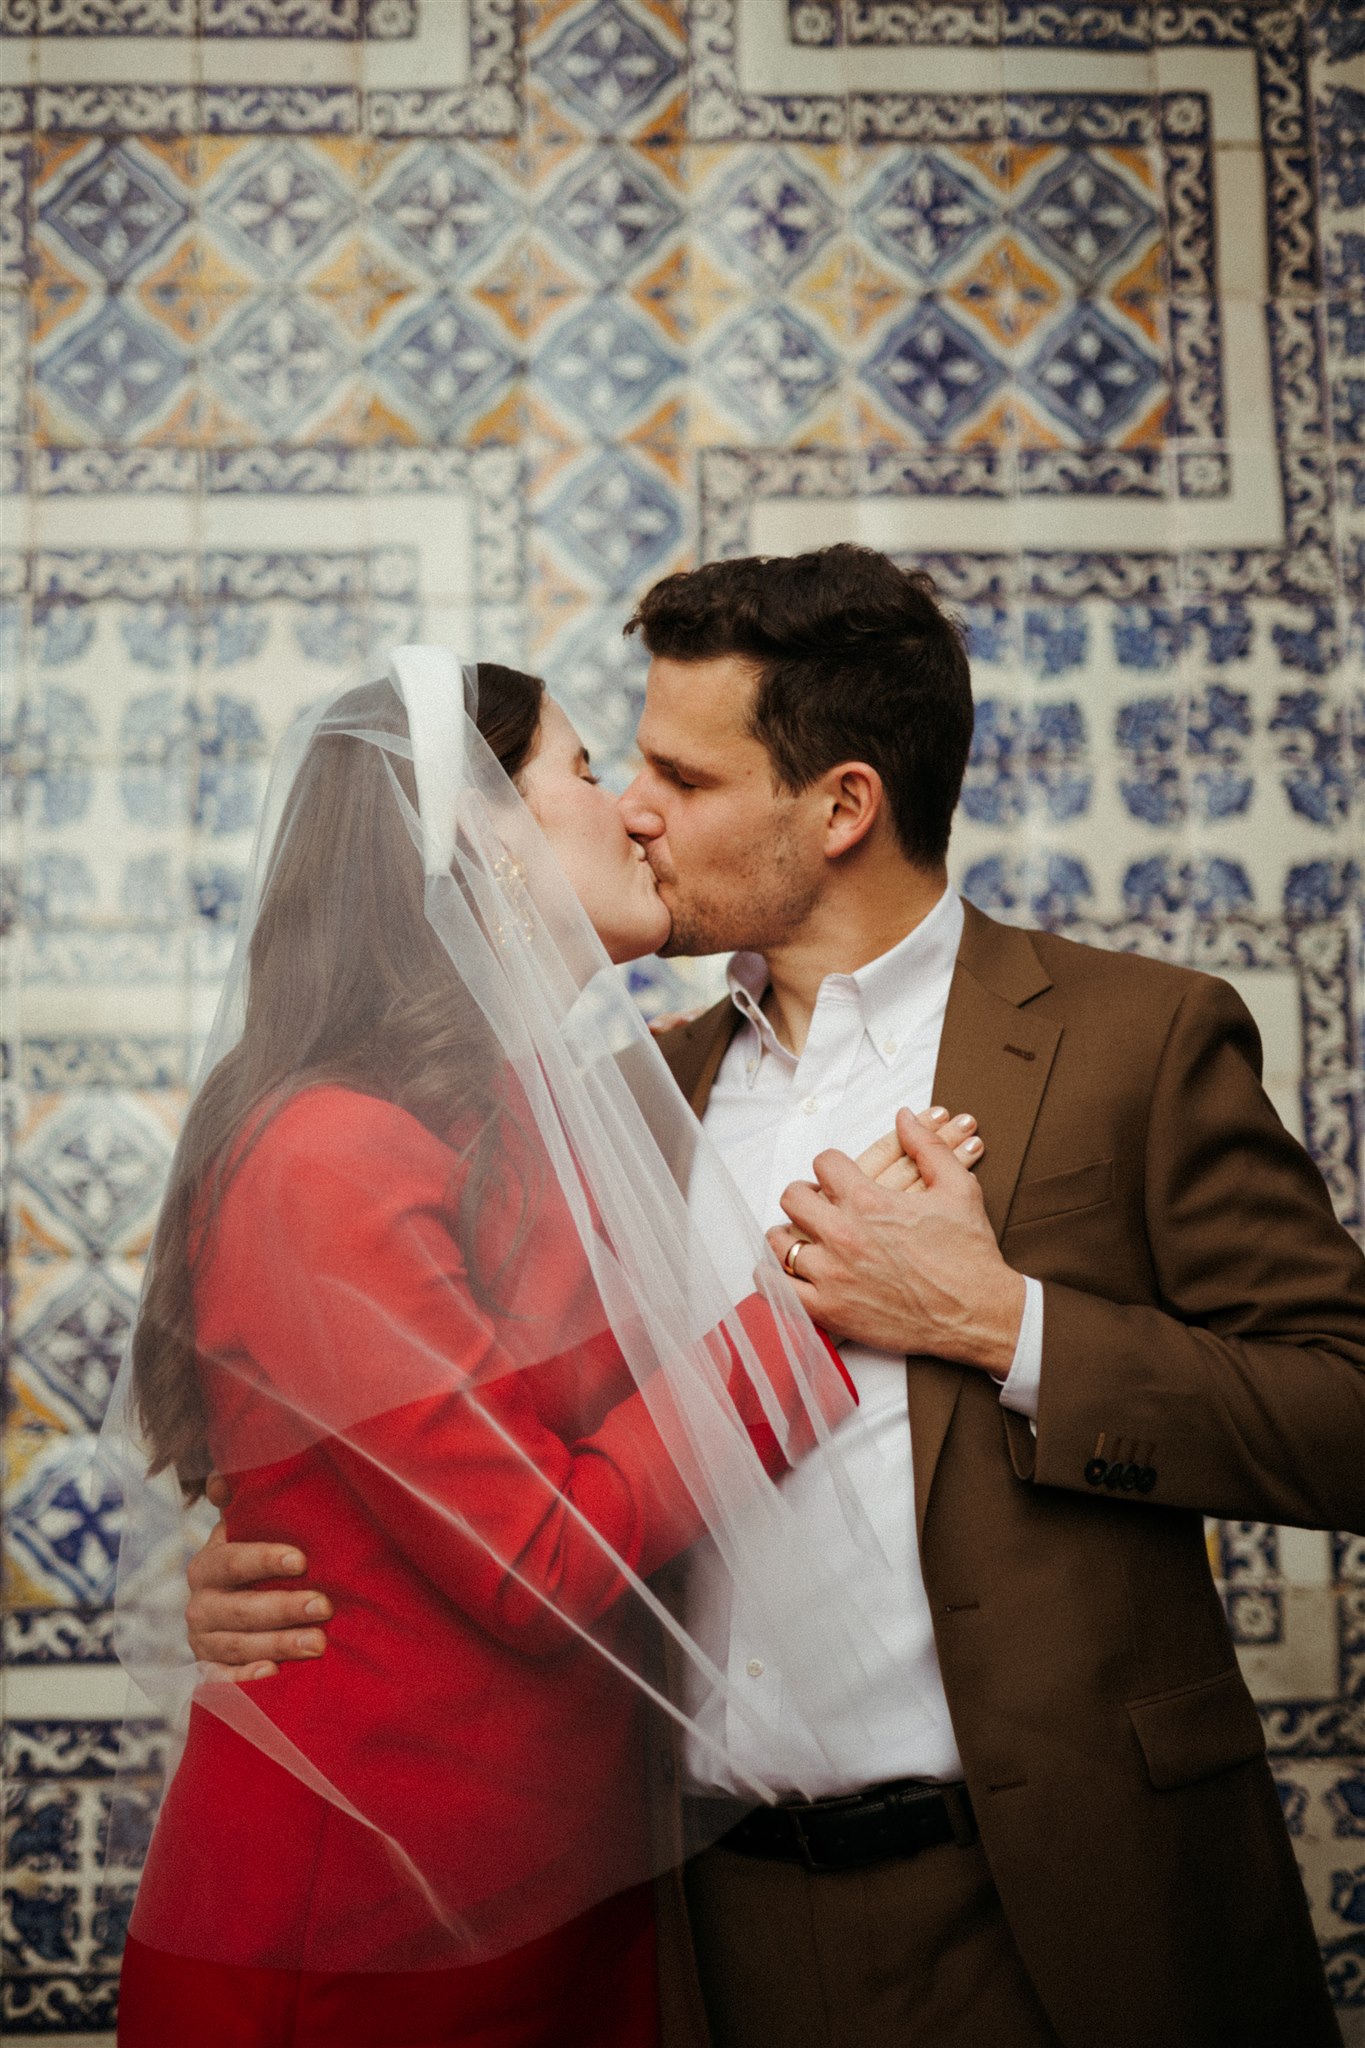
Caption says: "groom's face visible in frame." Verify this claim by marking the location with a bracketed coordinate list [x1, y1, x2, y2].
[620, 654, 824, 959]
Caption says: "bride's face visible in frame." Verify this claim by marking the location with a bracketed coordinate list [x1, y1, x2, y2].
[519, 699, 672, 964]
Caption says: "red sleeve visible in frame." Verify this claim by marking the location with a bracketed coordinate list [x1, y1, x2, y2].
[722, 1296, 857, 1470]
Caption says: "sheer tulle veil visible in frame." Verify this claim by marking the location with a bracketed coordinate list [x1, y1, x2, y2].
[99, 647, 911, 1973]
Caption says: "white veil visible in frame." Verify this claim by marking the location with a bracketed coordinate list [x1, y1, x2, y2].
[99, 648, 907, 1977]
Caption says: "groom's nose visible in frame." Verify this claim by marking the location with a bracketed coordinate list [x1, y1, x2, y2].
[619, 779, 664, 839]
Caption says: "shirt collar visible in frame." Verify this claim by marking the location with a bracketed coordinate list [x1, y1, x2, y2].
[725, 887, 964, 1072]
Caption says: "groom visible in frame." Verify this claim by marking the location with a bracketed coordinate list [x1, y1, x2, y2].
[187, 546, 1365, 2046]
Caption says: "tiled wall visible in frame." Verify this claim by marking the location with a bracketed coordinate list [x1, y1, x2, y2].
[1, 1, 1363, 2036]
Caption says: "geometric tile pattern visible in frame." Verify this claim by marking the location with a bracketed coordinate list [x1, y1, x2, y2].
[13, 1096, 174, 1261]
[21, 126, 1179, 458]
[373, 145, 517, 277]
[541, 146, 683, 283]
[533, 0, 681, 132]
[706, 150, 840, 286]
[3, 0, 1363, 2032]
[5, 1432, 125, 1610]
[865, 298, 1005, 438]
[15, 1263, 139, 1430]
[207, 141, 350, 279]
[43, 143, 189, 285]
[705, 302, 841, 436]
[537, 299, 681, 433]
[1016, 149, 1157, 289]
[857, 151, 994, 279]
[41, 301, 188, 439]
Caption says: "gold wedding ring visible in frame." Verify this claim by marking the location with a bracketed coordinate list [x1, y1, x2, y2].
[783, 1238, 810, 1279]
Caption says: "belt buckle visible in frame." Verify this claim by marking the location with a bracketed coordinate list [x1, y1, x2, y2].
[785, 1806, 838, 1875]
[941, 1783, 977, 1849]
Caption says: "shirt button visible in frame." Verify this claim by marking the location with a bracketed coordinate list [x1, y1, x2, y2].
[746, 1059, 757, 1076]
[882, 1038, 897, 1056]
[746, 1658, 765, 1678]
[801, 1097, 818, 1115]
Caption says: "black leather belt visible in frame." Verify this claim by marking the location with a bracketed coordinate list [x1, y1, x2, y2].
[716, 1779, 976, 1874]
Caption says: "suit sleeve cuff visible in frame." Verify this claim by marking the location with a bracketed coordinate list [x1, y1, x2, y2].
[995, 1275, 1043, 1425]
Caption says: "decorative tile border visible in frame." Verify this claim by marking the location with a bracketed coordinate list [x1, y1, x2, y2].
[700, 435, 1328, 603]
[0, 0, 518, 135]
[787, 2, 1312, 52]
[8, 443, 523, 598]
[695, 0, 1318, 157]
[1, 0, 417, 34]
[3, 1608, 117, 1663]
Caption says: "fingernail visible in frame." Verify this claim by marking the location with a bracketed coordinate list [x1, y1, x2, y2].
[248, 1664, 275, 1681]
[927, 1106, 948, 1123]
[279, 1551, 305, 1575]
[303, 1596, 331, 1619]
[963, 1136, 983, 1155]
[297, 1633, 325, 1656]
[951, 1113, 976, 1130]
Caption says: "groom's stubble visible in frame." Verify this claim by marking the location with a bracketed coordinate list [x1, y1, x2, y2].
[650, 807, 824, 961]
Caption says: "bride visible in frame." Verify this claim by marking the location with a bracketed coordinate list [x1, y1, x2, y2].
[106, 649, 976, 2048]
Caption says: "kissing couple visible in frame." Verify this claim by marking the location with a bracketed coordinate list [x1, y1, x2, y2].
[106, 546, 1364, 2048]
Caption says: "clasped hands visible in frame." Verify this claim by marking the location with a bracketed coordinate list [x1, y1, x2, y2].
[776, 1106, 1026, 1379]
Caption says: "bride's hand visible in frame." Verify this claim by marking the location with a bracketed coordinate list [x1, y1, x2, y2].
[854, 1108, 982, 1193]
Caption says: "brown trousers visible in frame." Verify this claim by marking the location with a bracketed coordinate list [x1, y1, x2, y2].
[682, 1836, 1063, 2048]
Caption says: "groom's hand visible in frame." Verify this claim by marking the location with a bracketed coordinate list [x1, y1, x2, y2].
[185, 1479, 332, 1678]
[768, 1109, 1026, 1375]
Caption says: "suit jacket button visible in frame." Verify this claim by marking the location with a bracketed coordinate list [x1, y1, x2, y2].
[1120, 1463, 1141, 1490]
[1084, 1457, 1107, 1487]
[1103, 1461, 1125, 1489]
[1136, 1466, 1157, 1493]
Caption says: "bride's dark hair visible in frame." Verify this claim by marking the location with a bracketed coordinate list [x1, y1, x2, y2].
[133, 663, 545, 1495]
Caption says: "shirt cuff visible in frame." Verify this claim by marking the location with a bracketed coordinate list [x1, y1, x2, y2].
[995, 1275, 1043, 1424]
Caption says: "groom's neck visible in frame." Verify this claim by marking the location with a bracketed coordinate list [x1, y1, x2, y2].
[760, 858, 949, 1057]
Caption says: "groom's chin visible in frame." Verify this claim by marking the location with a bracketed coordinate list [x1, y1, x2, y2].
[650, 899, 730, 959]
[656, 913, 731, 960]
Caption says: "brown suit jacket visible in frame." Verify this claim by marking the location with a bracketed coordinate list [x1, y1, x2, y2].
[651, 901, 1365, 2048]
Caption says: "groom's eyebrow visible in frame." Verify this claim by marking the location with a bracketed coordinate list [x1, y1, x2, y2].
[642, 743, 712, 785]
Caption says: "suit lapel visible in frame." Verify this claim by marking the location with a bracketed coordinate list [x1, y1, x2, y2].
[663, 997, 742, 1117]
[909, 903, 1061, 1540]
[933, 903, 1061, 1240]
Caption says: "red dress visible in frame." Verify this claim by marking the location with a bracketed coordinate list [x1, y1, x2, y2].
[120, 1085, 827, 2047]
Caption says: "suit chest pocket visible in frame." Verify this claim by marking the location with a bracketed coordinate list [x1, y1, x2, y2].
[1005, 1158, 1113, 1231]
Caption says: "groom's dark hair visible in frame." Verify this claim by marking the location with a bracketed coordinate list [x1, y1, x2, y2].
[626, 545, 973, 868]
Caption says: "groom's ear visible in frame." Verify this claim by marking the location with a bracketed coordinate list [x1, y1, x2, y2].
[820, 761, 886, 859]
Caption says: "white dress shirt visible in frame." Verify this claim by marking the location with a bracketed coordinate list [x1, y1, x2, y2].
[684, 887, 1043, 1798]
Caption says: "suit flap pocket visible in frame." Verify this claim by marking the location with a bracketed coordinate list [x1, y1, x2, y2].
[1127, 1668, 1265, 1791]
[1006, 1159, 1113, 1230]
